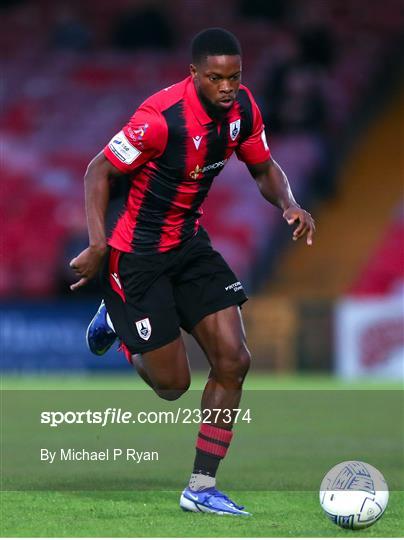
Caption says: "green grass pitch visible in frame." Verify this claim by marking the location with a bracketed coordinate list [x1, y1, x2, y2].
[1, 374, 403, 537]
[2, 490, 404, 537]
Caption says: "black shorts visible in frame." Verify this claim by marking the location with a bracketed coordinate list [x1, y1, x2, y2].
[100, 227, 248, 354]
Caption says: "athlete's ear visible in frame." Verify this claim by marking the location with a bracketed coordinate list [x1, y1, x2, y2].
[190, 64, 197, 80]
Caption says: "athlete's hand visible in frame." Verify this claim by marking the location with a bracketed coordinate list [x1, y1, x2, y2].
[283, 205, 316, 246]
[69, 246, 106, 291]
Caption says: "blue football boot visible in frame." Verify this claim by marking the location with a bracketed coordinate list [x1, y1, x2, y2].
[86, 300, 117, 355]
[180, 487, 251, 516]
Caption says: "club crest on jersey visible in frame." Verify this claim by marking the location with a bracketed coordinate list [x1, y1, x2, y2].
[229, 119, 241, 141]
[135, 318, 152, 341]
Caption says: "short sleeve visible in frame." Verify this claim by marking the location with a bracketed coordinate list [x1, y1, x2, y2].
[236, 92, 271, 165]
[103, 104, 167, 173]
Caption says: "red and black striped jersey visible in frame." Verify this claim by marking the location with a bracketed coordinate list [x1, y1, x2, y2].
[103, 76, 271, 254]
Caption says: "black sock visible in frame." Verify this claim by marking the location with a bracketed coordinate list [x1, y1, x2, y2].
[192, 449, 221, 477]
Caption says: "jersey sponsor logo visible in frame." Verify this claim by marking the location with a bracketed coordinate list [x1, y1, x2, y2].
[203, 158, 228, 173]
[261, 127, 269, 151]
[225, 281, 243, 292]
[189, 159, 228, 180]
[135, 318, 152, 340]
[229, 119, 241, 141]
[108, 130, 142, 164]
[192, 135, 203, 150]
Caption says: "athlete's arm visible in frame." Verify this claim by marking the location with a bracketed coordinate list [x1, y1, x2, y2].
[70, 102, 166, 290]
[248, 158, 316, 245]
[69, 152, 122, 291]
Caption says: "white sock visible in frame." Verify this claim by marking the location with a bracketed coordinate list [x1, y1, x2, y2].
[189, 473, 216, 491]
[106, 312, 116, 333]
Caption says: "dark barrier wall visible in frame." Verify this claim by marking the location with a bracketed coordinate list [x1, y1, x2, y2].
[0, 301, 131, 372]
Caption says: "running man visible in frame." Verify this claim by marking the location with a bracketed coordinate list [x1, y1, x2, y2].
[70, 28, 315, 515]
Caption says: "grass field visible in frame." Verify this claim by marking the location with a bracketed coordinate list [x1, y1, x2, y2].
[2, 490, 404, 537]
[1, 374, 403, 537]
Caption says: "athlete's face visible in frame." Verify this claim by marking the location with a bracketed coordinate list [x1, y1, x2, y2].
[190, 55, 242, 115]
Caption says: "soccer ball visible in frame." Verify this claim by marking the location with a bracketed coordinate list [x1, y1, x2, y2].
[319, 461, 389, 530]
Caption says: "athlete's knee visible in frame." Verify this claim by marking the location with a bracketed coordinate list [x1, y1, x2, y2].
[153, 373, 191, 401]
[213, 343, 251, 384]
[154, 382, 190, 401]
[230, 345, 251, 381]
[239, 346, 251, 378]
[154, 388, 188, 401]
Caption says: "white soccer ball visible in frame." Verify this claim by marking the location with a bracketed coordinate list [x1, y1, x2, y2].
[319, 461, 389, 530]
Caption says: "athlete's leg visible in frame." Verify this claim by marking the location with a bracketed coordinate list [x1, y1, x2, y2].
[192, 305, 250, 424]
[87, 299, 190, 400]
[189, 306, 250, 481]
[131, 354, 154, 387]
[118, 342, 155, 389]
[123, 337, 191, 401]
[180, 305, 251, 515]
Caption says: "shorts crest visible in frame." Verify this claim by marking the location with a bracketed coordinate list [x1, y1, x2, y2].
[135, 318, 152, 340]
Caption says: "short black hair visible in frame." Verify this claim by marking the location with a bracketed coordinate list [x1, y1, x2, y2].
[191, 28, 241, 64]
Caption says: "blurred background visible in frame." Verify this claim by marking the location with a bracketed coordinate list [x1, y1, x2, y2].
[1, 0, 403, 380]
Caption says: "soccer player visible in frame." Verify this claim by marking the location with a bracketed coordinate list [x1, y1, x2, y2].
[70, 28, 315, 515]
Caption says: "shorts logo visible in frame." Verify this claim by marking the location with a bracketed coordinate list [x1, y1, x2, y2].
[225, 281, 243, 292]
[136, 318, 152, 341]
[229, 119, 241, 141]
[111, 272, 122, 290]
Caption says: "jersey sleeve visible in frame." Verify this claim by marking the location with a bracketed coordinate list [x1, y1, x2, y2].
[103, 104, 167, 173]
[236, 91, 271, 165]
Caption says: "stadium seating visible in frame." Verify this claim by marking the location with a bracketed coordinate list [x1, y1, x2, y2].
[349, 203, 404, 296]
[260, 89, 403, 299]
[2, 0, 402, 296]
